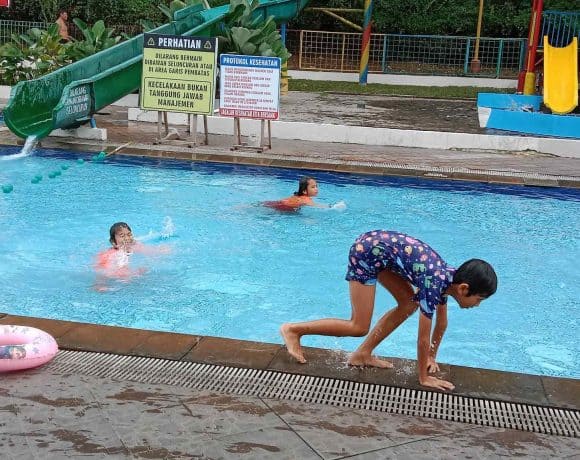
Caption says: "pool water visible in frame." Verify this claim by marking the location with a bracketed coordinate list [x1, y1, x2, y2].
[1, 147, 579, 378]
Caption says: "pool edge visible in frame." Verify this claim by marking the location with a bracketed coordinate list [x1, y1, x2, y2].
[2, 138, 579, 189]
[1, 313, 577, 412]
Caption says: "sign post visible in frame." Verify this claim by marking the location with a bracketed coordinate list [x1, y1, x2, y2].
[140, 33, 217, 146]
[219, 54, 281, 152]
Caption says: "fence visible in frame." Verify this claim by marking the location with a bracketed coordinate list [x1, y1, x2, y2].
[541, 10, 580, 47]
[0, 19, 141, 44]
[0, 19, 46, 44]
[2, 20, 527, 78]
[286, 30, 526, 78]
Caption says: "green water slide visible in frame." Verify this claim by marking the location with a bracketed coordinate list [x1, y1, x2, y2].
[3, 0, 310, 140]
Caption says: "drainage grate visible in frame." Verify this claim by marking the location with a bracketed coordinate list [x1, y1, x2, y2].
[48, 350, 579, 438]
[192, 149, 579, 182]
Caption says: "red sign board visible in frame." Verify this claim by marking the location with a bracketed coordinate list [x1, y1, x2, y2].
[0, 0, 10, 7]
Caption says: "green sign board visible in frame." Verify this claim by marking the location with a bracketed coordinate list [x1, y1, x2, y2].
[141, 33, 218, 115]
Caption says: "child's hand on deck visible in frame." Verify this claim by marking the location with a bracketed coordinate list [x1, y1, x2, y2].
[419, 376, 455, 391]
[427, 357, 440, 373]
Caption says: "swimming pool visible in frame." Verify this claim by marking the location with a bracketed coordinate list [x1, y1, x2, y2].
[1, 147, 579, 378]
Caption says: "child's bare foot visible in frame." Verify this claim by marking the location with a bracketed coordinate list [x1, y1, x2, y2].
[348, 352, 393, 368]
[280, 324, 306, 363]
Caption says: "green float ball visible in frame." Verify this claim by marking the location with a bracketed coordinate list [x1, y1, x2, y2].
[31, 177, 40, 184]
[77, 158, 85, 164]
[54, 170, 62, 176]
[48, 172, 56, 179]
[2, 184, 14, 193]
[61, 164, 69, 170]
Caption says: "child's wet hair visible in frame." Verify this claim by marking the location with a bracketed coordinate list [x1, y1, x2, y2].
[109, 222, 132, 245]
[454, 259, 497, 297]
[294, 176, 315, 196]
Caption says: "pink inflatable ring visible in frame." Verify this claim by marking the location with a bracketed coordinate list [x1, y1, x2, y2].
[0, 325, 58, 372]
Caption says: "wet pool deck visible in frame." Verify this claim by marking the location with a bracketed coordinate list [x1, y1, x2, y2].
[1, 314, 579, 459]
[1, 95, 579, 457]
[1, 98, 580, 187]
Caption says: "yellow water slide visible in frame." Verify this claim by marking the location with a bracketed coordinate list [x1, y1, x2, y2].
[543, 36, 578, 114]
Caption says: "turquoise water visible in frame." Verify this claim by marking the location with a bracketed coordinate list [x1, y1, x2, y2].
[1, 147, 579, 378]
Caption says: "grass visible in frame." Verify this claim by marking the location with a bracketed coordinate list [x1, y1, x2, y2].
[288, 79, 513, 100]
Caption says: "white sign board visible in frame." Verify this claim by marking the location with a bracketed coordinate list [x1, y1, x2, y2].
[219, 54, 281, 120]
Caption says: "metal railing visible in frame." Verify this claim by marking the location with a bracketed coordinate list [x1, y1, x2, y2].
[0, 20, 141, 46]
[286, 29, 526, 78]
[541, 10, 580, 47]
[0, 19, 47, 45]
[2, 20, 527, 78]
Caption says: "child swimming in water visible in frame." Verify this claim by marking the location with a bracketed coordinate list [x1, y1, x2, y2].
[264, 177, 341, 212]
[280, 230, 497, 391]
[95, 222, 170, 280]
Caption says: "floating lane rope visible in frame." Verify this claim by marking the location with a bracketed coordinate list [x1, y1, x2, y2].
[91, 151, 107, 162]
[11, 143, 134, 193]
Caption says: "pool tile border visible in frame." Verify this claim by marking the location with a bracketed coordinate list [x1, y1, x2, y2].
[2, 137, 579, 188]
[1, 313, 578, 411]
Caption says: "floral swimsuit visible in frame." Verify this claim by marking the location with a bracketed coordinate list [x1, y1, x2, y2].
[345, 230, 456, 318]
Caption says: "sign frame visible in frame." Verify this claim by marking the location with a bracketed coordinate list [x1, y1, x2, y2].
[140, 33, 218, 116]
[219, 54, 281, 120]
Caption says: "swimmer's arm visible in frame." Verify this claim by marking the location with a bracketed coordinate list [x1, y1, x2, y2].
[418, 311, 455, 391]
[307, 201, 332, 209]
[428, 304, 448, 372]
[94, 251, 112, 272]
[133, 242, 172, 255]
[417, 313, 433, 382]
[307, 200, 347, 210]
[302, 197, 333, 209]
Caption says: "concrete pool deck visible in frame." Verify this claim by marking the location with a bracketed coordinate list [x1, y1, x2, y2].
[1, 95, 580, 187]
[1, 313, 579, 459]
[1, 95, 579, 457]
[1, 314, 578, 411]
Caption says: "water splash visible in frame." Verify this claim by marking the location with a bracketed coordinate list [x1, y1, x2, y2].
[137, 216, 175, 243]
[0, 135, 38, 161]
[160, 216, 175, 239]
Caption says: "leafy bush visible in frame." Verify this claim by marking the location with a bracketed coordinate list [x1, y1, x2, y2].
[289, 0, 580, 37]
[65, 19, 123, 60]
[1, 0, 579, 37]
[141, 0, 207, 32]
[217, 0, 291, 63]
[0, 19, 124, 85]
[0, 24, 70, 85]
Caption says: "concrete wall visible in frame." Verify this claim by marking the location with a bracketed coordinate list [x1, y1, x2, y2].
[288, 71, 518, 88]
[128, 108, 580, 158]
